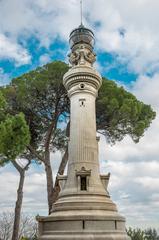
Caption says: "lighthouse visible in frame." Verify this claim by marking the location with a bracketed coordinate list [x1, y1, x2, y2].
[38, 23, 130, 240]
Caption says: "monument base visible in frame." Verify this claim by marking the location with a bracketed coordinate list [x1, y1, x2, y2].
[37, 210, 130, 240]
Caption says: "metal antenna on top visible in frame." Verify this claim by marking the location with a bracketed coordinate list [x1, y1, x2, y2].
[80, 0, 83, 25]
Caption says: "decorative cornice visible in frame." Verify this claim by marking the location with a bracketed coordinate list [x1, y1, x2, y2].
[63, 65, 102, 98]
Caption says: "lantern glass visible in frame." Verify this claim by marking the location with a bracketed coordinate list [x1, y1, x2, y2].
[69, 25, 95, 49]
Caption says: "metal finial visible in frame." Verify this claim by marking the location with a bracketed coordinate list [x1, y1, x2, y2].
[80, 0, 83, 25]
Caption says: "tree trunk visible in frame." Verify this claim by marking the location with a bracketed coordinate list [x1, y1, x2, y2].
[52, 122, 70, 203]
[44, 150, 54, 214]
[11, 171, 25, 240]
[28, 145, 54, 214]
[52, 146, 68, 203]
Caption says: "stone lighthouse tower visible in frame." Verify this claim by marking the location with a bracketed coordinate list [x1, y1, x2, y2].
[38, 24, 130, 240]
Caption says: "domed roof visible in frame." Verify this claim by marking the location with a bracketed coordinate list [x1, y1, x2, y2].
[69, 24, 95, 49]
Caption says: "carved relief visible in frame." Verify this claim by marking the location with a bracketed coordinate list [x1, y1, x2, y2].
[69, 45, 96, 66]
[68, 52, 80, 66]
[84, 50, 96, 64]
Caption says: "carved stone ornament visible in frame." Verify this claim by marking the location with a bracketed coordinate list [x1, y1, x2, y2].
[76, 166, 91, 176]
[69, 45, 96, 66]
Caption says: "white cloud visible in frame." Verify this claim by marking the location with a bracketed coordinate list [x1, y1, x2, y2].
[0, 0, 79, 62]
[1, 0, 159, 74]
[0, 34, 31, 65]
[98, 71, 159, 228]
[135, 177, 159, 191]
[99, 134, 159, 228]
[0, 68, 10, 86]
[132, 74, 159, 109]
[0, 151, 62, 215]
[85, 0, 159, 74]
[0, 164, 48, 214]
[0, 0, 80, 46]
[39, 54, 51, 65]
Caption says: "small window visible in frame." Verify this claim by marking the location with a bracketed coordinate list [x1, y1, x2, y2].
[83, 220, 85, 229]
[81, 177, 87, 191]
[79, 98, 86, 107]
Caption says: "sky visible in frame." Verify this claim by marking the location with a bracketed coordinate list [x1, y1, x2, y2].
[0, 0, 159, 230]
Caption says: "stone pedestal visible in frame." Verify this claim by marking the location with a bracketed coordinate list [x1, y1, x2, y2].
[38, 197, 129, 240]
[38, 178, 130, 240]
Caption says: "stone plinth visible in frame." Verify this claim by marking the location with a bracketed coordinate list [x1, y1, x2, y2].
[38, 185, 130, 240]
[38, 210, 129, 240]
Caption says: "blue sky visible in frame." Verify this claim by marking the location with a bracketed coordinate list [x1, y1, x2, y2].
[0, 0, 159, 230]
[0, 33, 137, 85]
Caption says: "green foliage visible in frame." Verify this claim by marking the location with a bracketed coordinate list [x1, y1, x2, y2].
[0, 113, 30, 160]
[0, 91, 7, 121]
[0, 91, 30, 163]
[145, 228, 159, 240]
[0, 90, 30, 162]
[97, 78, 156, 144]
[127, 227, 146, 240]
[2, 61, 156, 150]
[31, 235, 38, 240]
[3, 61, 69, 153]
[127, 228, 159, 240]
